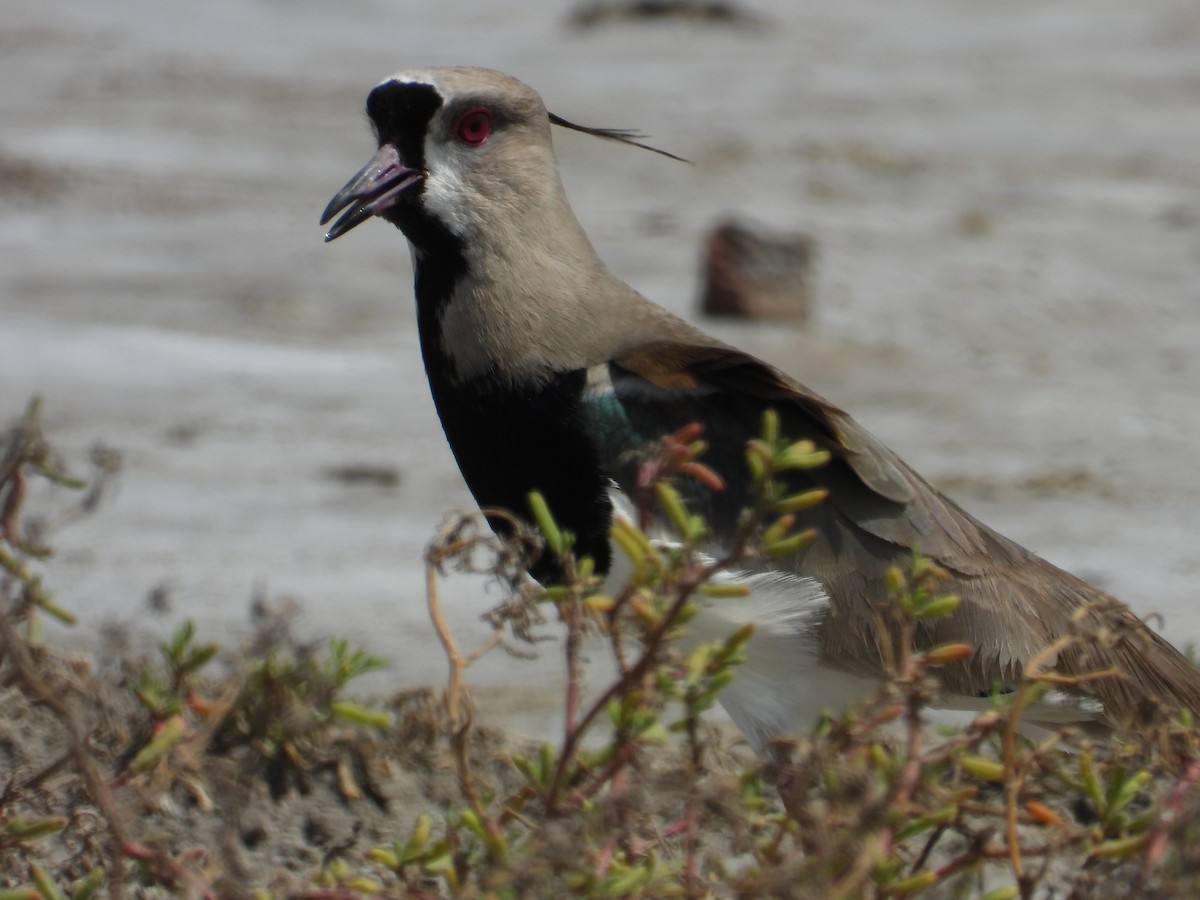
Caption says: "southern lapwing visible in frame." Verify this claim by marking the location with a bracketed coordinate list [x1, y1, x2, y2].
[321, 66, 1200, 750]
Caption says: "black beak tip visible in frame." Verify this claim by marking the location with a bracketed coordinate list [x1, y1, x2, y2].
[319, 146, 420, 244]
[321, 218, 345, 243]
[319, 195, 351, 238]
[322, 218, 351, 243]
[319, 197, 344, 229]
[320, 194, 361, 242]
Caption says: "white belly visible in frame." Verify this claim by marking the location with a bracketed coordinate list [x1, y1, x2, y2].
[602, 500, 876, 752]
[601, 497, 1103, 751]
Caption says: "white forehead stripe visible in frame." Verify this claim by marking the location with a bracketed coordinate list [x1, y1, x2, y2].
[382, 70, 440, 89]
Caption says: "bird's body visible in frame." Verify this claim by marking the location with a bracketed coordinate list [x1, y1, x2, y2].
[323, 66, 1200, 749]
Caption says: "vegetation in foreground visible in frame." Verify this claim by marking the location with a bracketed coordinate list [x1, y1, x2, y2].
[3, 398, 1200, 898]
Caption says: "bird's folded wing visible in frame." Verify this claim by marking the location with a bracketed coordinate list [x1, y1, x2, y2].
[610, 341, 997, 574]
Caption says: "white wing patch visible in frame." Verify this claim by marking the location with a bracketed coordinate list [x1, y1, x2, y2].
[585, 362, 615, 396]
[603, 486, 877, 751]
[687, 568, 882, 751]
[602, 486, 1105, 750]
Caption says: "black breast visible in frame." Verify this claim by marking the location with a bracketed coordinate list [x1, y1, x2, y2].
[411, 254, 612, 583]
[430, 366, 614, 583]
[441, 367, 614, 585]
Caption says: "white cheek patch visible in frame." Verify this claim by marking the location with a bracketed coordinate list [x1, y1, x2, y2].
[421, 135, 480, 239]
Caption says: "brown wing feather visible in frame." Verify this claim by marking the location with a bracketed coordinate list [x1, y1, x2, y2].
[616, 342, 992, 566]
[613, 341, 1200, 725]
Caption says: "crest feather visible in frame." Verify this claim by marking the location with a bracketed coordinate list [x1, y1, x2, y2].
[548, 112, 688, 163]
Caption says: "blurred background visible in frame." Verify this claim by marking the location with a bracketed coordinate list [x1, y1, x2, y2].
[3, 0, 1199, 735]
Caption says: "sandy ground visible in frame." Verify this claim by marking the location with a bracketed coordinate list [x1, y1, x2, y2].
[3, 0, 1200, 739]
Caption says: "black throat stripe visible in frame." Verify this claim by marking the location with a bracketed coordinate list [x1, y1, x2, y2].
[373, 78, 613, 582]
[431, 367, 614, 583]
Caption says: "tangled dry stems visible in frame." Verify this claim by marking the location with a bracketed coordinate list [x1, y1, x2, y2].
[3, 401, 1200, 898]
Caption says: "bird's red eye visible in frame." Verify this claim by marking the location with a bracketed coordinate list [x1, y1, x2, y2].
[454, 108, 493, 146]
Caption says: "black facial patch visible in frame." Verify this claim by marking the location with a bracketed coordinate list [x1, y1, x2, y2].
[361, 79, 461, 256]
[365, 80, 443, 170]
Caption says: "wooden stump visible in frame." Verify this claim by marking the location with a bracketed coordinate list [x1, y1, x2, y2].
[699, 219, 815, 321]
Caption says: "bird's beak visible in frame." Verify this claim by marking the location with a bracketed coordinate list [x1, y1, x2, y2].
[320, 144, 424, 242]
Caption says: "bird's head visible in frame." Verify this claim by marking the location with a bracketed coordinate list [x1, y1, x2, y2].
[322, 67, 682, 253]
[321, 67, 689, 383]
[321, 67, 566, 251]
